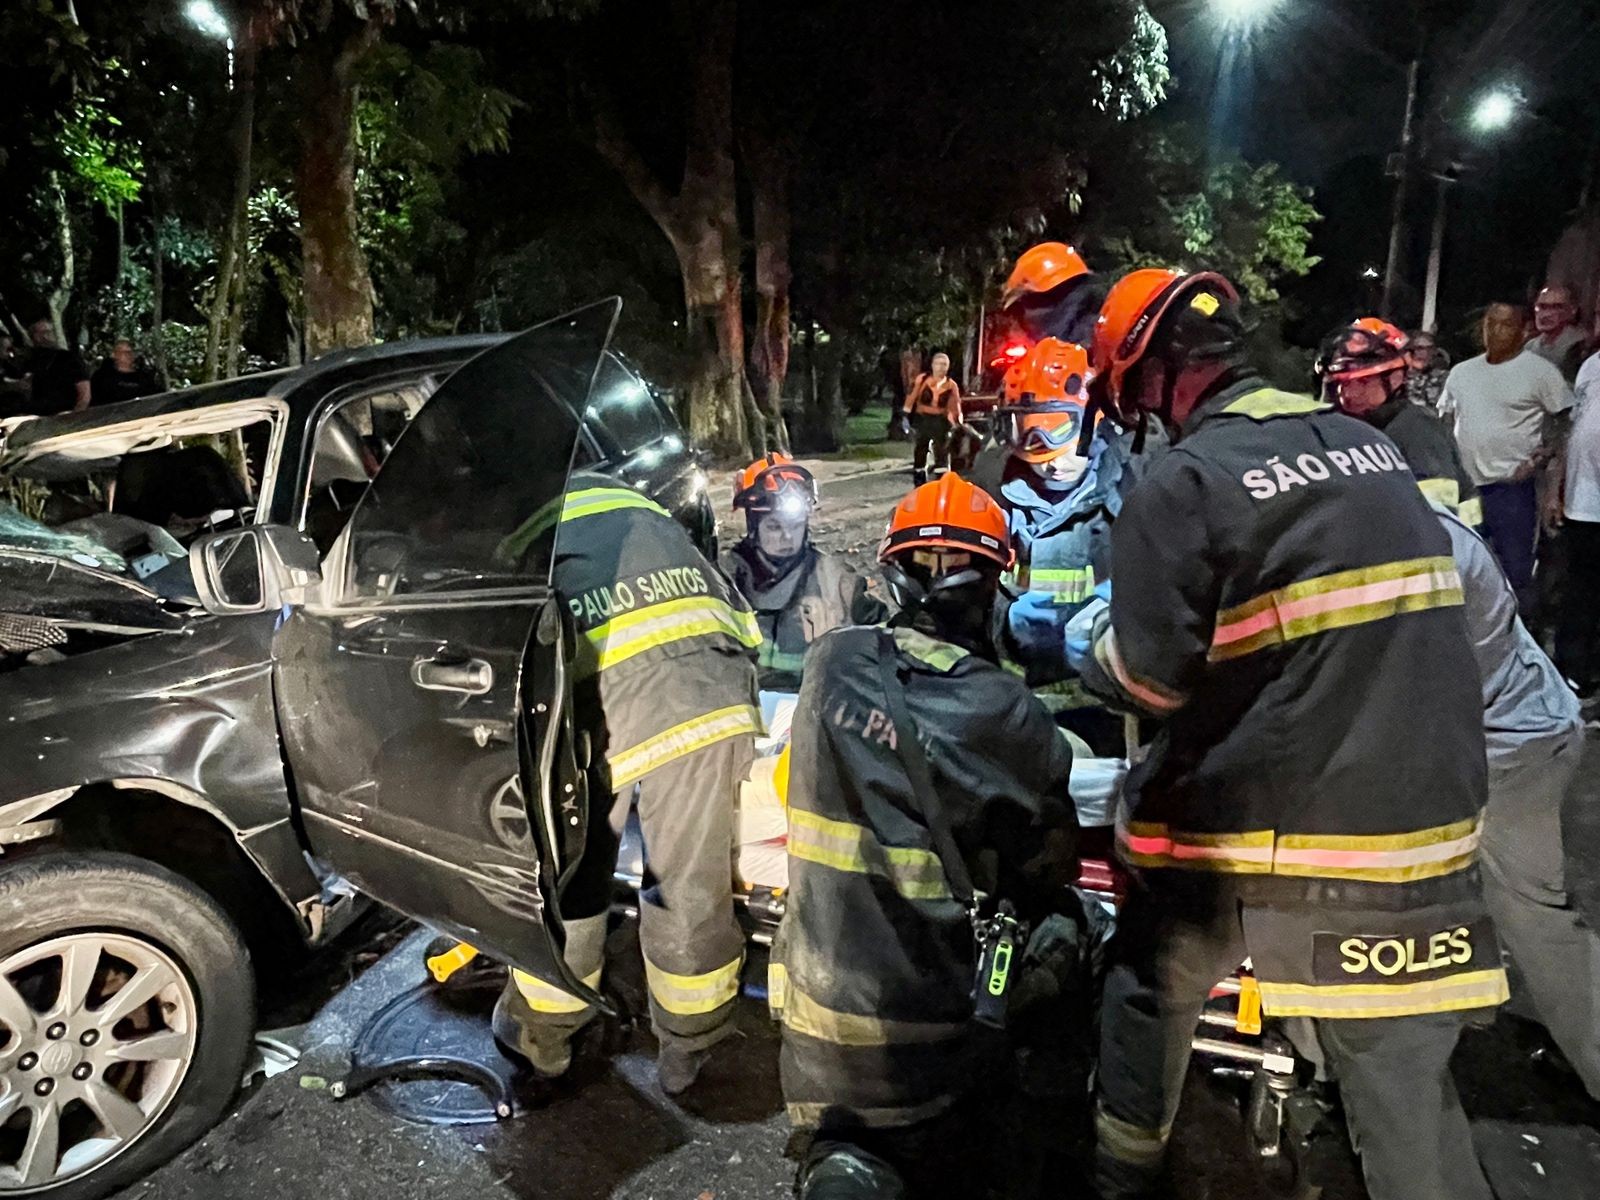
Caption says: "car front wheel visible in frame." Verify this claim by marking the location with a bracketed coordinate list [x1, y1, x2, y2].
[0, 851, 254, 1198]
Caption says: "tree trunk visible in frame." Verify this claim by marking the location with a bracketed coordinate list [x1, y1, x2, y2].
[743, 130, 792, 455]
[205, 38, 256, 381]
[673, 227, 749, 457]
[295, 24, 378, 359]
[225, 222, 249, 378]
[592, 0, 749, 459]
[44, 173, 75, 344]
[150, 197, 166, 381]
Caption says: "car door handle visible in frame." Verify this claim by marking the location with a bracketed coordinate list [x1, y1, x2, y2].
[410, 656, 494, 695]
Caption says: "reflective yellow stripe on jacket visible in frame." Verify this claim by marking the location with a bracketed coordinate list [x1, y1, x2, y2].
[582, 595, 761, 677]
[1118, 814, 1482, 884]
[644, 953, 743, 1016]
[1418, 476, 1461, 509]
[1096, 628, 1188, 715]
[1457, 495, 1483, 527]
[1256, 969, 1509, 1019]
[497, 485, 673, 564]
[1221, 390, 1330, 419]
[1208, 555, 1463, 663]
[1027, 565, 1097, 605]
[787, 806, 952, 902]
[608, 704, 762, 787]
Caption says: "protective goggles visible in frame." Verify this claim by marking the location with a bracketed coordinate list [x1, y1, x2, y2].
[995, 402, 1086, 463]
[734, 464, 819, 516]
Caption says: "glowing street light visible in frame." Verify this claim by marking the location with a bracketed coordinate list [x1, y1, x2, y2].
[184, 0, 230, 41]
[184, 0, 236, 88]
[1212, 0, 1283, 29]
[1470, 88, 1519, 134]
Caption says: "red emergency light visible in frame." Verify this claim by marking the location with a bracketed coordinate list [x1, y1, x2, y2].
[988, 339, 1031, 369]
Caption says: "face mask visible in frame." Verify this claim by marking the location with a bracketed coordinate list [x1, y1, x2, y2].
[1033, 453, 1090, 487]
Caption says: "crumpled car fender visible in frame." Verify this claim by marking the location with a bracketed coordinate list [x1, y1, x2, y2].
[0, 613, 324, 930]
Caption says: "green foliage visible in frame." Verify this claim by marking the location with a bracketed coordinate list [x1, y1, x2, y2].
[60, 93, 143, 210]
[354, 41, 520, 337]
[155, 321, 211, 388]
[1089, 126, 1322, 305]
[1092, 7, 1171, 121]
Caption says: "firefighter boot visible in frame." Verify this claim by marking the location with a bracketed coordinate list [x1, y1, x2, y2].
[656, 1042, 715, 1096]
[799, 1145, 908, 1200]
[492, 980, 575, 1079]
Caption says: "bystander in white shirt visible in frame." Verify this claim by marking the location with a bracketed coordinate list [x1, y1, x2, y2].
[1444, 349, 1574, 486]
[1566, 350, 1600, 522]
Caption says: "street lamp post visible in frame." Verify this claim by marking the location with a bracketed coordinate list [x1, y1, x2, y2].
[1420, 87, 1520, 332]
[1420, 173, 1455, 333]
[1380, 55, 1422, 320]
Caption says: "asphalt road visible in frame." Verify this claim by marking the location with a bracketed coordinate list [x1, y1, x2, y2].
[116, 451, 1600, 1200]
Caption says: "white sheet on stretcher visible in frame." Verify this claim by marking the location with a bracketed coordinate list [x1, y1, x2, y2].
[736, 691, 1125, 891]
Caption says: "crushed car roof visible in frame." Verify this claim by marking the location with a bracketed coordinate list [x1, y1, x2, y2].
[0, 335, 507, 463]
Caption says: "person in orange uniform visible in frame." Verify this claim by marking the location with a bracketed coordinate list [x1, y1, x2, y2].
[1075, 268, 1503, 1200]
[897, 351, 962, 485]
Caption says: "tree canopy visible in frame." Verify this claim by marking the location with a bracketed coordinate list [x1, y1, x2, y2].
[0, 0, 1324, 457]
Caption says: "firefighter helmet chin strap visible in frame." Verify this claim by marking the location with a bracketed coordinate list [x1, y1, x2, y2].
[882, 561, 998, 659]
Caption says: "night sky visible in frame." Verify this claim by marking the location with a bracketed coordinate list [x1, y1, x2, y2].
[1149, 0, 1600, 354]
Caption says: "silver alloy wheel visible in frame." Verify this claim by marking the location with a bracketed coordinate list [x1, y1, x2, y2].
[0, 933, 198, 1192]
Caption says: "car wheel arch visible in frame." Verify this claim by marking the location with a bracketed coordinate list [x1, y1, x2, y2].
[2, 778, 313, 964]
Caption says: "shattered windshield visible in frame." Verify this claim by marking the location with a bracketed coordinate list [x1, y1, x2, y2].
[0, 408, 276, 582]
[0, 501, 128, 574]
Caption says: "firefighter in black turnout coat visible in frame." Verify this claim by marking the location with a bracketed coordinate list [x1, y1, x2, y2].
[1076, 270, 1504, 1200]
[774, 473, 1078, 1198]
[493, 473, 763, 1096]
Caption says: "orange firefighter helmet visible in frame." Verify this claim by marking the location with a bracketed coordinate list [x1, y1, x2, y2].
[732, 453, 819, 514]
[879, 473, 1013, 570]
[1091, 268, 1241, 413]
[1000, 242, 1091, 310]
[998, 339, 1093, 463]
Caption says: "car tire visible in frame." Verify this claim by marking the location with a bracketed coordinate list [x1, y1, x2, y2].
[0, 851, 255, 1199]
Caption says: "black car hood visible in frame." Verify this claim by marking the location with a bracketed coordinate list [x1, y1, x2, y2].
[0, 548, 186, 633]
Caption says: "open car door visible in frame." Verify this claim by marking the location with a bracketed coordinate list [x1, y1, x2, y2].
[271, 300, 617, 1001]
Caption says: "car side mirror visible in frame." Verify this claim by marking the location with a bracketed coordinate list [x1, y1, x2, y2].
[190, 525, 322, 615]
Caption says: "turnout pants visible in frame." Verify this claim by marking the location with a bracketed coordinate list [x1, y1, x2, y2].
[910, 413, 951, 478]
[1095, 882, 1493, 1200]
[508, 732, 754, 1055]
[1481, 725, 1600, 1098]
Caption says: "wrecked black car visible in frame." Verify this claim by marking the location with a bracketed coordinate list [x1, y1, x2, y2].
[0, 301, 712, 1198]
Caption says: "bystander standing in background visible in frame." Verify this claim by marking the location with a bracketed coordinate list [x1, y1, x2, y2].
[1442, 302, 1574, 612]
[91, 339, 165, 406]
[1526, 285, 1589, 383]
[1403, 330, 1451, 416]
[1555, 345, 1600, 701]
[897, 350, 961, 486]
[18, 318, 90, 416]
